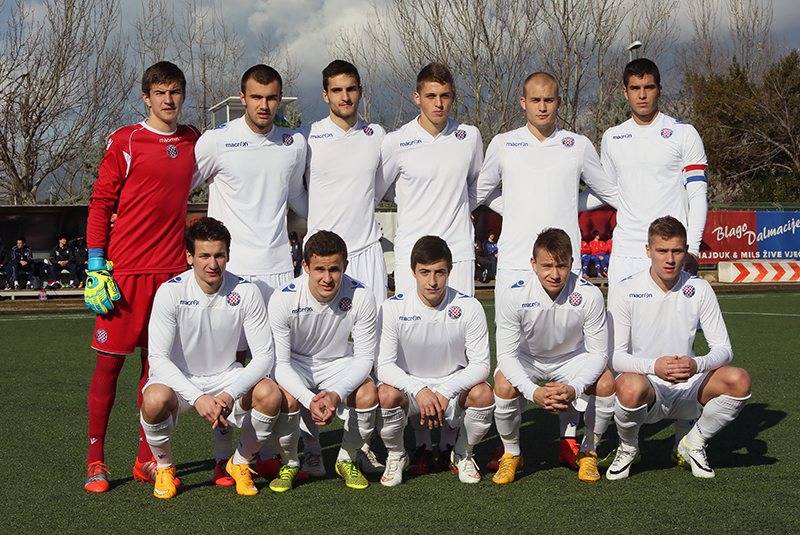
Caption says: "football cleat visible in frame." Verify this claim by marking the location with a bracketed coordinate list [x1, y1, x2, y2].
[451, 450, 481, 484]
[255, 454, 282, 479]
[407, 446, 433, 475]
[598, 447, 641, 469]
[301, 452, 327, 478]
[335, 459, 369, 489]
[225, 458, 259, 495]
[357, 444, 385, 474]
[212, 458, 235, 487]
[380, 451, 409, 487]
[486, 445, 505, 471]
[492, 453, 524, 485]
[559, 437, 580, 468]
[84, 461, 110, 493]
[606, 444, 640, 480]
[671, 446, 689, 468]
[576, 451, 601, 482]
[269, 464, 300, 493]
[438, 444, 457, 473]
[133, 459, 181, 486]
[677, 438, 715, 478]
[153, 466, 177, 499]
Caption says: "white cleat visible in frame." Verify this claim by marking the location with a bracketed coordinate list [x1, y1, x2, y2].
[451, 449, 481, 484]
[677, 438, 715, 478]
[606, 444, 640, 480]
[380, 451, 409, 487]
[301, 452, 327, 478]
[357, 444, 386, 474]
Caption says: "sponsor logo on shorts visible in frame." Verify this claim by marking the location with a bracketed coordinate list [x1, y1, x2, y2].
[96, 329, 108, 343]
[399, 139, 422, 147]
[291, 306, 313, 314]
[522, 301, 541, 308]
[282, 134, 294, 146]
[179, 299, 200, 306]
[225, 141, 249, 148]
[310, 133, 333, 139]
[683, 285, 695, 298]
[506, 141, 529, 147]
[338, 297, 352, 311]
[227, 292, 241, 306]
[661, 128, 673, 139]
[568, 293, 582, 306]
[166, 145, 178, 158]
[612, 133, 633, 140]
[562, 137, 575, 147]
[628, 292, 654, 299]
[455, 129, 467, 140]
[448, 306, 462, 319]
[363, 126, 374, 136]
[399, 315, 421, 321]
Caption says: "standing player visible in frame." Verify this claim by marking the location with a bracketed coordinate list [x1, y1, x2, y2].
[475, 72, 617, 468]
[376, 236, 494, 485]
[493, 228, 614, 483]
[606, 217, 750, 479]
[83, 62, 200, 493]
[141, 217, 282, 498]
[268, 231, 379, 491]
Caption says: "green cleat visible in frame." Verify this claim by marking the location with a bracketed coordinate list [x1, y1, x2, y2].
[671, 446, 689, 468]
[269, 464, 300, 493]
[335, 459, 369, 489]
[598, 447, 641, 469]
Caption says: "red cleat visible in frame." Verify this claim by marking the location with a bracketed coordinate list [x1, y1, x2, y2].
[213, 459, 235, 486]
[134, 459, 181, 486]
[486, 445, 505, 471]
[559, 438, 579, 468]
[85, 461, 110, 493]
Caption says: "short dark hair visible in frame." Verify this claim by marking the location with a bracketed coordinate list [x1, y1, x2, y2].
[623, 58, 660, 87]
[142, 61, 186, 95]
[648, 216, 687, 247]
[241, 64, 283, 94]
[323, 60, 361, 90]
[533, 228, 573, 265]
[416, 62, 454, 94]
[304, 230, 348, 265]
[17, 236, 26, 244]
[522, 71, 559, 97]
[410, 235, 453, 271]
[184, 217, 231, 255]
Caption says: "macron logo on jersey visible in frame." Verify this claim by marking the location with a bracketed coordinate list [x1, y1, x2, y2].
[521, 301, 541, 308]
[179, 300, 200, 306]
[310, 133, 334, 139]
[612, 134, 632, 140]
[506, 141, 529, 147]
[291, 306, 313, 314]
[399, 315, 421, 321]
[629, 292, 654, 299]
[225, 141, 249, 148]
[159, 137, 181, 143]
[399, 139, 422, 147]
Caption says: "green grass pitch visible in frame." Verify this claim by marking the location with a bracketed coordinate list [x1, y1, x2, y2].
[1, 291, 798, 534]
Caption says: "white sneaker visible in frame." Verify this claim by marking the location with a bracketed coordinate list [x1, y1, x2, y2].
[380, 451, 409, 487]
[677, 438, 715, 478]
[357, 444, 385, 474]
[606, 444, 640, 480]
[301, 452, 326, 478]
[451, 449, 481, 484]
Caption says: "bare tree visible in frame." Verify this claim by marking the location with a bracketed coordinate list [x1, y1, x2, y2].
[728, 0, 775, 79]
[0, 0, 134, 204]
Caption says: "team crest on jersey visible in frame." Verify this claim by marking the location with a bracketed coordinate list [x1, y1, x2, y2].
[448, 306, 462, 319]
[455, 129, 467, 140]
[661, 128, 673, 139]
[683, 285, 695, 298]
[363, 126, 374, 136]
[562, 137, 575, 148]
[282, 134, 294, 146]
[166, 145, 178, 158]
[227, 292, 241, 306]
[568, 292, 582, 306]
[95, 329, 108, 343]
[338, 297, 352, 311]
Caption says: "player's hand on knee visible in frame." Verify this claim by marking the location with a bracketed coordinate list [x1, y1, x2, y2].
[311, 391, 337, 425]
[416, 388, 444, 428]
[84, 259, 120, 314]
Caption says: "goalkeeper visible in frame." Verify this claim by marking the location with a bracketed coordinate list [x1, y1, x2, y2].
[83, 61, 201, 494]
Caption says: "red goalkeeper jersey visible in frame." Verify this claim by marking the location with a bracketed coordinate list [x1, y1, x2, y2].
[87, 122, 200, 275]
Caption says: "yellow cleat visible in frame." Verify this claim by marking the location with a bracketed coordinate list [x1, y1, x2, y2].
[576, 451, 601, 482]
[269, 464, 300, 493]
[335, 460, 369, 489]
[492, 453, 524, 485]
[225, 458, 259, 496]
[153, 466, 177, 499]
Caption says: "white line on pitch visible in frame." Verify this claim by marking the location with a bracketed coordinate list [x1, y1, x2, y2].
[0, 314, 93, 322]
[723, 311, 800, 317]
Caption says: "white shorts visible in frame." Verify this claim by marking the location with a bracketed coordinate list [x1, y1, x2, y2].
[402, 373, 484, 428]
[288, 350, 368, 420]
[237, 271, 294, 351]
[394, 259, 475, 297]
[495, 352, 595, 410]
[607, 255, 650, 298]
[644, 373, 707, 424]
[347, 241, 388, 306]
[144, 363, 250, 427]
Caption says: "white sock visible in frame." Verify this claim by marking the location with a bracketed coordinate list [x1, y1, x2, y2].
[439, 423, 458, 450]
[412, 418, 433, 450]
[338, 404, 378, 462]
[455, 405, 495, 456]
[674, 418, 695, 447]
[300, 406, 323, 456]
[213, 427, 234, 463]
[614, 401, 648, 449]
[273, 411, 301, 467]
[234, 407, 278, 465]
[141, 414, 174, 468]
[685, 394, 750, 449]
[379, 407, 407, 454]
[559, 403, 579, 438]
[580, 394, 615, 453]
[494, 395, 522, 456]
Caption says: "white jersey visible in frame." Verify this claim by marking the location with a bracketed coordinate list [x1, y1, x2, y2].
[496, 272, 608, 400]
[147, 270, 274, 405]
[299, 117, 386, 256]
[376, 286, 490, 400]
[269, 273, 377, 408]
[380, 117, 483, 265]
[601, 112, 708, 257]
[476, 126, 617, 271]
[607, 269, 732, 376]
[193, 117, 308, 276]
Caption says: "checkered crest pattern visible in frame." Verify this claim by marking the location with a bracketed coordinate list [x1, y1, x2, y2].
[166, 145, 178, 158]
[448, 306, 462, 319]
[282, 134, 294, 146]
[661, 128, 673, 139]
[683, 285, 695, 298]
[455, 129, 467, 140]
[562, 137, 574, 147]
[227, 292, 241, 306]
[338, 297, 352, 311]
[363, 126, 374, 136]
[96, 329, 108, 343]
[568, 292, 582, 306]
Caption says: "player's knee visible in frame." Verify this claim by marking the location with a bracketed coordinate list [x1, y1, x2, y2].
[355, 380, 378, 408]
[378, 384, 404, 408]
[723, 366, 751, 397]
[141, 386, 172, 421]
[615, 374, 648, 407]
[280, 390, 300, 413]
[467, 382, 494, 408]
[493, 371, 518, 399]
[252, 379, 281, 413]
[596, 369, 616, 397]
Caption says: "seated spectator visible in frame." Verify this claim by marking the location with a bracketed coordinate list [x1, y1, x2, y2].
[482, 230, 499, 280]
[588, 230, 609, 278]
[289, 231, 303, 277]
[581, 239, 592, 278]
[8, 237, 36, 289]
[475, 238, 492, 283]
[0, 239, 9, 289]
[69, 236, 89, 288]
[49, 235, 78, 288]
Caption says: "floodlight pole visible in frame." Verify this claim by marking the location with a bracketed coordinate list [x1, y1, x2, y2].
[628, 41, 643, 63]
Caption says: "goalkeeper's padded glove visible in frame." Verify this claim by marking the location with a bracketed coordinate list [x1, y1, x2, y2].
[84, 259, 120, 315]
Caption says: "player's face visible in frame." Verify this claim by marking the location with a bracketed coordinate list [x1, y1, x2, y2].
[414, 82, 454, 132]
[413, 259, 451, 308]
[520, 79, 561, 137]
[532, 250, 572, 300]
[59, 238, 67, 247]
[323, 74, 362, 123]
[304, 254, 348, 303]
[187, 240, 229, 294]
[646, 235, 687, 291]
[16, 240, 23, 249]
[623, 74, 661, 124]
[240, 78, 282, 135]
[143, 81, 185, 132]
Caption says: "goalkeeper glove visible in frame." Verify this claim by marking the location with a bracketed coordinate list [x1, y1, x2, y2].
[84, 258, 121, 314]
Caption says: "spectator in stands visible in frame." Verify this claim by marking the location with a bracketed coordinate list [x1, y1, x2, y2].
[482, 230, 499, 280]
[581, 238, 592, 278]
[588, 230, 610, 278]
[49, 235, 78, 288]
[69, 236, 89, 288]
[0, 239, 10, 289]
[9, 237, 36, 289]
[289, 231, 303, 277]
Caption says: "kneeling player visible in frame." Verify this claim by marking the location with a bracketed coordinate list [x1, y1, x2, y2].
[269, 231, 379, 491]
[606, 216, 751, 480]
[140, 217, 283, 498]
[494, 228, 615, 483]
[377, 236, 494, 485]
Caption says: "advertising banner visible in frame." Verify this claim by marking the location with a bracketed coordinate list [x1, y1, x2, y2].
[699, 211, 800, 264]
